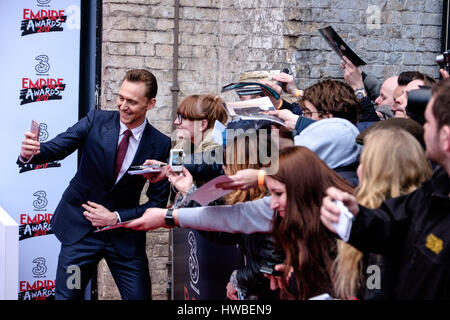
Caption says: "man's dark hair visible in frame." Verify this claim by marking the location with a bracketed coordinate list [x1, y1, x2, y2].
[299, 80, 360, 125]
[398, 71, 436, 87]
[398, 71, 422, 86]
[431, 78, 450, 129]
[123, 69, 158, 100]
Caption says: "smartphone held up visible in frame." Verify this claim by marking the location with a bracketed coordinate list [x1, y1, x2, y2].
[31, 120, 40, 141]
[169, 149, 184, 172]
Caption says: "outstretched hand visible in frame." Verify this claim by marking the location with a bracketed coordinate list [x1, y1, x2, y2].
[265, 109, 299, 131]
[167, 166, 193, 194]
[340, 56, 364, 91]
[142, 159, 168, 183]
[320, 187, 359, 233]
[123, 208, 168, 231]
[272, 72, 298, 95]
[215, 169, 259, 190]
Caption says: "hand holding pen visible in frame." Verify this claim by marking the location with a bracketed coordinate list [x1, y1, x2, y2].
[141, 159, 168, 183]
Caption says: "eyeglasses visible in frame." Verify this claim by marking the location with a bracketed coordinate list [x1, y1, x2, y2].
[176, 113, 205, 124]
[301, 109, 324, 118]
[176, 113, 184, 124]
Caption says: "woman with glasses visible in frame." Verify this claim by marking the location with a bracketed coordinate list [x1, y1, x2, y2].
[143, 94, 228, 184]
[297, 80, 361, 124]
[266, 79, 373, 137]
[173, 94, 228, 155]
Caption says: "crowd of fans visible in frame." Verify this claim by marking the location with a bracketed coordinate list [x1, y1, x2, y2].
[123, 57, 450, 300]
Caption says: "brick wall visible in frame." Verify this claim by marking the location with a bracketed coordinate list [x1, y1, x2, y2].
[285, 0, 444, 89]
[97, 0, 444, 300]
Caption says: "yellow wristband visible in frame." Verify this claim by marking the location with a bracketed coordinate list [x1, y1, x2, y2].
[277, 99, 283, 110]
[295, 89, 303, 98]
[257, 169, 265, 187]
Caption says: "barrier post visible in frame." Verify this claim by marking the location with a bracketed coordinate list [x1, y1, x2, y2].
[0, 206, 19, 300]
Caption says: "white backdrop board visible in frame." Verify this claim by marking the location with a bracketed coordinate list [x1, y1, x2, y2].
[0, 0, 81, 300]
[0, 207, 19, 300]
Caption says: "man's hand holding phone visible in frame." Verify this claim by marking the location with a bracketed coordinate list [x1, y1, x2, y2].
[20, 120, 41, 161]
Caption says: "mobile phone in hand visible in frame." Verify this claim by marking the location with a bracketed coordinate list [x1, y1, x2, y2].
[332, 200, 354, 242]
[30, 120, 40, 141]
[276, 68, 292, 93]
[169, 149, 184, 172]
[260, 266, 283, 277]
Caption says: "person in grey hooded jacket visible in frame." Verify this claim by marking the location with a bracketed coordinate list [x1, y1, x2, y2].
[294, 118, 362, 186]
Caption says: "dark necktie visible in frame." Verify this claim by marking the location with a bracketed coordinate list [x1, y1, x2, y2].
[114, 129, 132, 180]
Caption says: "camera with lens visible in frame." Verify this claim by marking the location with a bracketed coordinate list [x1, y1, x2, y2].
[436, 51, 450, 72]
[276, 68, 293, 93]
[406, 87, 432, 126]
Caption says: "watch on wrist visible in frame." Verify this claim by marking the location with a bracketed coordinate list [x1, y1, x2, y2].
[164, 208, 176, 227]
[354, 88, 367, 100]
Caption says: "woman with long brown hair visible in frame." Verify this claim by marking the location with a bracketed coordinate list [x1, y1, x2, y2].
[265, 146, 354, 299]
[167, 120, 285, 300]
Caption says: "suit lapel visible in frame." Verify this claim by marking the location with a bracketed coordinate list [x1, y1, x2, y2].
[131, 121, 156, 167]
[102, 112, 121, 185]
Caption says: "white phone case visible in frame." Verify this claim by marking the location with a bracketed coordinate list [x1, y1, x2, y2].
[170, 149, 184, 172]
[332, 200, 355, 242]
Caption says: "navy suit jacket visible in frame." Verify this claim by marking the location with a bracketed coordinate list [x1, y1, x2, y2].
[24, 109, 171, 257]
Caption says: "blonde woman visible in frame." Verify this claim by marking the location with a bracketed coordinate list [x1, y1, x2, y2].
[333, 128, 432, 299]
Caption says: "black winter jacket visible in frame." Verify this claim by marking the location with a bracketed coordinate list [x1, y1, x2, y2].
[349, 167, 450, 299]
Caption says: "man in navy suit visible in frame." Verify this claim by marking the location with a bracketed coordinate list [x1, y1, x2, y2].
[19, 69, 171, 300]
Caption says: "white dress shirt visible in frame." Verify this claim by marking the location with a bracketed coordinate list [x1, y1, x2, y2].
[115, 120, 146, 183]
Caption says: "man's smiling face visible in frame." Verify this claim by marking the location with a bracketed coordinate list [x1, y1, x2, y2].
[117, 80, 155, 129]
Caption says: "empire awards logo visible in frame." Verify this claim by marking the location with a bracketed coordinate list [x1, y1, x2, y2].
[35, 54, 50, 75]
[37, 122, 49, 141]
[19, 258, 55, 301]
[21, 0, 67, 36]
[33, 190, 48, 211]
[37, 0, 52, 6]
[32, 257, 48, 278]
[20, 55, 66, 105]
[188, 232, 200, 295]
[18, 191, 54, 240]
[18, 161, 61, 174]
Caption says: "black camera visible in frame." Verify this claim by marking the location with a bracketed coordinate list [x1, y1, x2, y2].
[259, 265, 283, 277]
[436, 51, 450, 72]
[276, 68, 292, 93]
[406, 87, 432, 126]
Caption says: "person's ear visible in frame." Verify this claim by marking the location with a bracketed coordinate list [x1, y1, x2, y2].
[146, 98, 156, 111]
[201, 119, 208, 132]
[440, 125, 450, 152]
